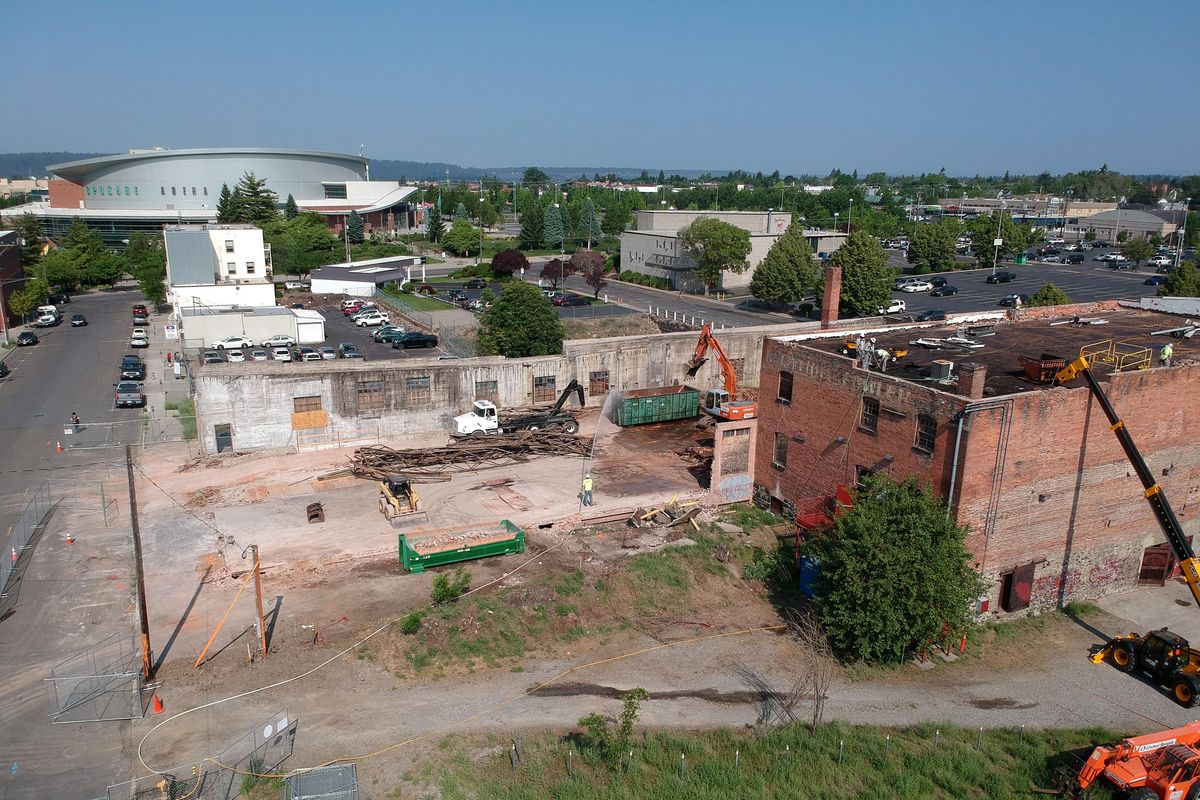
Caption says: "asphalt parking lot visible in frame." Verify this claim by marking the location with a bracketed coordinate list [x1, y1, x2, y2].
[316, 302, 447, 360]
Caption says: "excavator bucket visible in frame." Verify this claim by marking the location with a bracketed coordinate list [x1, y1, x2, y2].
[685, 356, 708, 377]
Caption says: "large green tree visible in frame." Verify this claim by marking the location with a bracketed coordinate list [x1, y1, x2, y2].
[124, 232, 166, 304]
[347, 210, 365, 244]
[479, 200, 500, 228]
[284, 193, 299, 220]
[579, 197, 603, 248]
[230, 172, 279, 225]
[906, 221, 956, 271]
[1027, 282, 1072, 307]
[454, 202, 469, 222]
[749, 222, 817, 304]
[216, 183, 237, 223]
[1122, 237, 1153, 269]
[601, 202, 631, 237]
[478, 281, 564, 356]
[63, 217, 104, 261]
[966, 211, 1033, 269]
[522, 167, 550, 184]
[829, 230, 891, 315]
[1160, 260, 1200, 297]
[9, 278, 48, 320]
[426, 204, 444, 243]
[518, 204, 544, 250]
[39, 249, 82, 290]
[677, 217, 752, 293]
[542, 205, 565, 250]
[13, 212, 43, 268]
[807, 474, 983, 663]
[442, 218, 480, 257]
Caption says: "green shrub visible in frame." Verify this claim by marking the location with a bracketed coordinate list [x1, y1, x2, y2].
[399, 611, 424, 634]
[743, 542, 794, 583]
[431, 567, 471, 604]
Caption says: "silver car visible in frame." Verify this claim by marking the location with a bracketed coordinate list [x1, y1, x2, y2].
[271, 346, 292, 362]
[319, 346, 337, 360]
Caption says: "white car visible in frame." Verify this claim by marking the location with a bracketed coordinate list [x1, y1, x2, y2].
[284, 281, 310, 290]
[226, 350, 246, 363]
[271, 346, 292, 362]
[319, 346, 337, 360]
[130, 332, 149, 348]
[214, 335, 253, 350]
[350, 305, 379, 320]
[341, 298, 364, 309]
[250, 350, 269, 361]
[900, 280, 933, 293]
[261, 334, 297, 348]
[355, 312, 391, 327]
[1148, 255, 1172, 267]
[877, 299, 906, 315]
[1109, 254, 1129, 263]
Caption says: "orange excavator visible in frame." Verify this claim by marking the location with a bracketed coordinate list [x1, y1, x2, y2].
[685, 323, 758, 421]
[1058, 720, 1200, 798]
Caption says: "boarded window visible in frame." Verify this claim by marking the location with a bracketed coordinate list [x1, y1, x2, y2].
[405, 376, 431, 404]
[772, 432, 788, 468]
[357, 380, 385, 414]
[588, 370, 610, 397]
[860, 397, 879, 434]
[729, 358, 745, 382]
[915, 414, 937, 453]
[533, 375, 557, 403]
[720, 427, 750, 473]
[294, 395, 322, 413]
[777, 370, 793, 403]
[474, 380, 498, 401]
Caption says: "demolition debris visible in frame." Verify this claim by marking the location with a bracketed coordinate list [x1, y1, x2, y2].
[349, 431, 591, 479]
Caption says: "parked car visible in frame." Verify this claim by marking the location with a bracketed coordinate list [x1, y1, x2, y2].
[132, 313, 149, 325]
[928, 277, 949, 288]
[250, 350, 269, 361]
[49, 292, 70, 305]
[986, 271, 1017, 284]
[876, 299, 906, 314]
[114, 381, 146, 408]
[70, 313, 88, 327]
[447, 289, 468, 303]
[319, 346, 337, 360]
[392, 332, 439, 349]
[0, 361, 9, 378]
[463, 278, 487, 289]
[1039, 254, 1062, 263]
[1144, 275, 1167, 286]
[130, 331, 149, 348]
[343, 302, 370, 316]
[271, 346, 293, 362]
[355, 311, 391, 327]
[214, 335, 253, 350]
[1157, 265, 1175, 274]
[349, 305, 379, 320]
[261, 334, 297, 348]
[226, 350, 246, 363]
[916, 309, 947, 321]
[338, 343, 364, 359]
[132, 304, 148, 316]
[284, 281, 310, 290]
[1065, 253, 1085, 264]
[16, 331, 38, 346]
[373, 326, 409, 343]
[552, 294, 592, 306]
[35, 313, 59, 327]
[298, 348, 322, 362]
[203, 351, 224, 364]
[893, 277, 918, 290]
[998, 294, 1030, 307]
[900, 280, 933, 293]
[1148, 255, 1173, 268]
[120, 355, 145, 379]
[929, 285, 959, 297]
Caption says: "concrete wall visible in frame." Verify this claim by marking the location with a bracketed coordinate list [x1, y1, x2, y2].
[173, 283, 277, 314]
[194, 321, 815, 453]
[621, 230, 784, 291]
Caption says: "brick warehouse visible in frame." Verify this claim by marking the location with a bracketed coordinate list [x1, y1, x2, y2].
[754, 304, 1200, 613]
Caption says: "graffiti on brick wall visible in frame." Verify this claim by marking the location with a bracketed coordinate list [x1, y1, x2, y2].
[1089, 556, 1122, 585]
[1032, 570, 1081, 605]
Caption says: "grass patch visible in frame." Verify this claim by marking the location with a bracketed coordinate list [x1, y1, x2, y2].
[722, 503, 786, 531]
[554, 569, 585, 596]
[1063, 600, 1100, 617]
[398, 722, 1122, 799]
[554, 603, 578, 617]
[163, 397, 197, 440]
[378, 287, 455, 312]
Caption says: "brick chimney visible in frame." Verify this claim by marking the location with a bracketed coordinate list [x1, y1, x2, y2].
[958, 362, 987, 399]
[821, 266, 842, 329]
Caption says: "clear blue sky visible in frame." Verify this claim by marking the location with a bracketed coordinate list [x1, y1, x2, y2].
[6, 0, 1197, 175]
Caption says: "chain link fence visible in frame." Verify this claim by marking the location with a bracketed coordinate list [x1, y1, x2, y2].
[284, 764, 361, 800]
[63, 415, 197, 451]
[105, 709, 296, 800]
[0, 480, 52, 602]
[46, 633, 144, 724]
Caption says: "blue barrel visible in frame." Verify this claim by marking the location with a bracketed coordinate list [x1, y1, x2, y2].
[798, 555, 820, 597]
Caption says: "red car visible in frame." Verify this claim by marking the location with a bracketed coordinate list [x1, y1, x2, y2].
[342, 302, 367, 316]
[552, 294, 592, 307]
[132, 304, 148, 316]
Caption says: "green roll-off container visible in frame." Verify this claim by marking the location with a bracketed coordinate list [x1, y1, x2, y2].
[398, 520, 525, 573]
[611, 385, 701, 426]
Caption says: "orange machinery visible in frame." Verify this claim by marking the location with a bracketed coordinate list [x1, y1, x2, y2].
[1066, 720, 1200, 798]
[685, 323, 758, 421]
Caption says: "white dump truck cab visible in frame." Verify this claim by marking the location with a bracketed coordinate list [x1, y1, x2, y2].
[453, 400, 500, 435]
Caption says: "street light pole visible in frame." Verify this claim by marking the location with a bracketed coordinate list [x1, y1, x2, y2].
[848, 198, 853, 232]
[992, 201, 1006, 276]
[1176, 197, 1191, 271]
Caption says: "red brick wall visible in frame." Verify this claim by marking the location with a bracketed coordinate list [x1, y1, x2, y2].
[754, 337, 1200, 612]
[48, 179, 84, 209]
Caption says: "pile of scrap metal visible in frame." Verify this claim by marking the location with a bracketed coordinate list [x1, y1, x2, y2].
[627, 498, 701, 531]
[349, 431, 590, 479]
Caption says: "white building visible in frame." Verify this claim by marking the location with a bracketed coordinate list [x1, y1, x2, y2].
[164, 224, 276, 315]
[309, 255, 425, 297]
[620, 211, 846, 292]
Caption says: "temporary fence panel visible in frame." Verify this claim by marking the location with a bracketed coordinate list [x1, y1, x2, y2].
[46, 633, 144, 724]
[284, 763, 360, 800]
[0, 481, 52, 601]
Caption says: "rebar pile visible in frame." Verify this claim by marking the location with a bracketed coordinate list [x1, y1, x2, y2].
[350, 431, 590, 479]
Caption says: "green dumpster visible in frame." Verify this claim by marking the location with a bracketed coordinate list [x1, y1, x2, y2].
[611, 385, 701, 426]
[399, 520, 525, 573]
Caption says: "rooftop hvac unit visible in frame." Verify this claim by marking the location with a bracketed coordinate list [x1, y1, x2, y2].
[930, 360, 954, 380]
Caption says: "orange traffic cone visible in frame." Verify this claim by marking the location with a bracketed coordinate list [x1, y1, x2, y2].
[10, 546, 16, 563]
[152, 693, 164, 714]
[55, 440, 63, 453]
[64, 533, 75, 545]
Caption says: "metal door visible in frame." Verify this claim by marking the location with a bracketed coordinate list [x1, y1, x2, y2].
[214, 423, 233, 453]
[1139, 542, 1175, 586]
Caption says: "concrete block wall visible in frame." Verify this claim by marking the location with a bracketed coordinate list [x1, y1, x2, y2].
[195, 322, 816, 454]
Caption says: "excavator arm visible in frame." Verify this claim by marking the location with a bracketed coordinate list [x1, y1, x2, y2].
[1056, 356, 1200, 610]
[685, 323, 739, 396]
[549, 379, 585, 414]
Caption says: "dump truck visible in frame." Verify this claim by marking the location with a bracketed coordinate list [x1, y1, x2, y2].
[611, 385, 701, 427]
[1059, 719, 1200, 798]
[452, 379, 584, 436]
[1057, 351, 1200, 706]
[378, 476, 428, 527]
[398, 520, 525, 573]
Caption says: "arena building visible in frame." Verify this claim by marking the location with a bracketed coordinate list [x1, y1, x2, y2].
[0, 147, 419, 247]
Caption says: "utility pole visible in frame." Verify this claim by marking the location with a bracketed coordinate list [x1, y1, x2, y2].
[125, 445, 153, 680]
[251, 544, 268, 659]
[343, 218, 352, 265]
